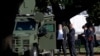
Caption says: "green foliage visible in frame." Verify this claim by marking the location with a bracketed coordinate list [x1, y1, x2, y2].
[35, 0, 48, 13]
[35, 0, 100, 25]
[87, 2, 100, 26]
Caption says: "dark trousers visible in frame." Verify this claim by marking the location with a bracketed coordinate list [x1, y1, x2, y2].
[85, 40, 94, 56]
[57, 40, 67, 56]
[68, 41, 76, 56]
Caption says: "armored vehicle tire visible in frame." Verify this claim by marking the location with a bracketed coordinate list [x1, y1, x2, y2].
[31, 44, 39, 56]
[50, 50, 54, 56]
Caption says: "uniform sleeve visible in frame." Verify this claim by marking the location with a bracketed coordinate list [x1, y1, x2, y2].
[63, 26, 69, 40]
[69, 29, 75, 38]
[63, 26, 69, 34]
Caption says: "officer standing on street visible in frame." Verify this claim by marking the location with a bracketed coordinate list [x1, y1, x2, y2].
[62, 21, 69, 56]
[57, 23, 69, 56]
[57, 24, 64, 56]
[88, 26, 94, 56]
[82, 25, 89, 56]
[68, 24, 76, 56]
[82, 25, 94, 56]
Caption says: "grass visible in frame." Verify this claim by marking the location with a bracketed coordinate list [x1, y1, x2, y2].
[79, 46, 100, 53]
[54, 46, 100, 54]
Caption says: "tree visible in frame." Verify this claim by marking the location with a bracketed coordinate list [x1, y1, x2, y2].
[0, 0, 23, 56]
[87, 1, 100, 26]
[35, 0, 99, 26]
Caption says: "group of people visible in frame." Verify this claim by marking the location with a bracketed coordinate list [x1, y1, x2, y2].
[81, 25, 95, 56]
[56, 22, 95, 56]
[57, 22, 76, 56]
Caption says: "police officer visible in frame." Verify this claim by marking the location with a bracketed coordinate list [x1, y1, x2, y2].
[68, 24, 76, 56]
[82, 25, 89, 56]
[62, 22, 69, 56]
[88, 26, 94, 56]
[82, 25, 94, 56]
[57, 24, 64, 56]
[57, 23, 69, 56]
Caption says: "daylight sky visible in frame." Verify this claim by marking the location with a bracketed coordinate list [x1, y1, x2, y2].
[70, 10, 88, 33]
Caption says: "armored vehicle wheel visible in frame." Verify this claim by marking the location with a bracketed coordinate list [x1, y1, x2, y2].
[50, 50, 54, 56]
[31, 44, 39, 56]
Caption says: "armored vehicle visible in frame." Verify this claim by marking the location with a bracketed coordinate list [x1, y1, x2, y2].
[12, 0, 56, 56]
[12, 13, 56, 56]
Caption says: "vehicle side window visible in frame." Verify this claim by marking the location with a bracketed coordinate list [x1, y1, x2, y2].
[44, 24, 55, 32]
[37, 24, 55, 37]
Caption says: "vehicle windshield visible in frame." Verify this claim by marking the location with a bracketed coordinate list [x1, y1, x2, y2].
[15, 19, 36, 30]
